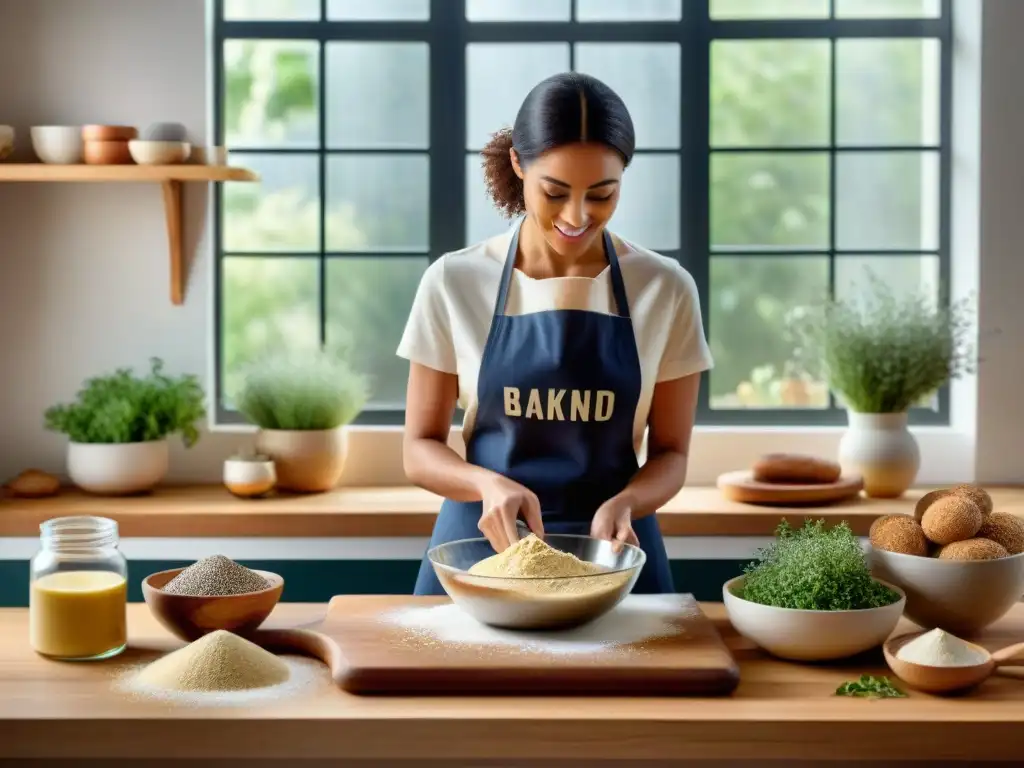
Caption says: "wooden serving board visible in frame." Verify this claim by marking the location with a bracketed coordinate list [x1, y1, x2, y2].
[253, 594, 740, 696]
[717, 469, 864, 506]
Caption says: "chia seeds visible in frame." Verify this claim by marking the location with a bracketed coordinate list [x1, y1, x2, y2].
[163, 555, 270, 596]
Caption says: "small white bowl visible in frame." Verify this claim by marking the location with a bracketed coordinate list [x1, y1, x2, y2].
[722, 575, 906, 661]
[0, 125, 13, 160]
[128, 139, 191, 165]
[869, 546, 1024, 636]
[30, 125, 83, 164]
[223, 457, 276, 499]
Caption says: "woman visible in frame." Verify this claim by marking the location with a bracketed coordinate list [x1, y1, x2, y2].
[397, 72, 713, 596]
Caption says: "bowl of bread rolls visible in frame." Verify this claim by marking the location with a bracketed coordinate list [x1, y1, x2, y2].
[717, 453, 863, 506]
[868, 485, 1024, 636]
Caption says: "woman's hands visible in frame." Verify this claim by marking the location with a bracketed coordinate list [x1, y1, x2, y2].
[590, 495, 639, 553]
[477, 474, 544, 553]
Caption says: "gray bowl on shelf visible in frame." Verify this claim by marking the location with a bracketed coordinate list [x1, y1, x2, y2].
[427, 533, 646, 630]
[141, 122, 188, 142]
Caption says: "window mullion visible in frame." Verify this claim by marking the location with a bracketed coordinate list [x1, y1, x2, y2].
[318, 0, 328, 346]
[684, 0, 713, 421]
[431, 0, 467, 259]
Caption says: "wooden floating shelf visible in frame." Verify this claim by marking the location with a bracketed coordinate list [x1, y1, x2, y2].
[0, 163, 260, 305]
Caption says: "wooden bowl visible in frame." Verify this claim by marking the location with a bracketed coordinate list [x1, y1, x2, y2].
[883, 630, 994, 694]
[82, 124, 138, 141]
[141, 567, 284, 642]
[84, 139, 133, 165]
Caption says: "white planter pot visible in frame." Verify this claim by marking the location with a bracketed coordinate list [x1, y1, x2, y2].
[837, 411, 920, 499]
[67, 440, 170, 495]
[255, 426, 348, 493]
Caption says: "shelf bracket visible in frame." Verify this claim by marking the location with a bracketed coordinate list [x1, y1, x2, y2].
[161, 180, 184, 305]
[0, 164, 257, 307]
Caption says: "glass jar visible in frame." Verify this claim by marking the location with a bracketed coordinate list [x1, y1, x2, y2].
[29, 516, 128, 661]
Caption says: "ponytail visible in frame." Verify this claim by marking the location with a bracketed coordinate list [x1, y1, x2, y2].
[480, 127, 526, 219]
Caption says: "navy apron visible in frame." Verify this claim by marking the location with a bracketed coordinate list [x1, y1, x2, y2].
[413, 219, 675, 596]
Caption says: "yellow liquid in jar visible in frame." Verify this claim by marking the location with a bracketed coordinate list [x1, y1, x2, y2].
[29, 570, 127, 660]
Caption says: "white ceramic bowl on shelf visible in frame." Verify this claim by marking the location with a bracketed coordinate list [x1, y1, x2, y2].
[67, 440, 169, 495]
[869, 546, 1024, 636]
[30, 126, 83, 164]
[128, 140, 191, 165]
[722, 575, 906, 661]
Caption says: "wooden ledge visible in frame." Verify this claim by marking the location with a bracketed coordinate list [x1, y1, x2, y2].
[3, 601, 1024, 761]
[3, 484, 1021, 539]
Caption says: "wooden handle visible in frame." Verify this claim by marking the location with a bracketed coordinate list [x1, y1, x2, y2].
[989, 641, 1024, 666]
[251, 628, 346, 684]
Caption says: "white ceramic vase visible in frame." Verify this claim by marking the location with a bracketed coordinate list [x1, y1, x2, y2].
[255, 426, 347, 493]
[67, 439, 170, 495]
[837, 411, 920, 499]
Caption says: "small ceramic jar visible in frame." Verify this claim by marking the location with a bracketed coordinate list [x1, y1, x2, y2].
[223, 454, 276, 499]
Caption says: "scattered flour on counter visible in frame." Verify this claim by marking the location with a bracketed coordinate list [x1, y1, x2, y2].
[116, 655, 327, 707]
[384, 595, 692, 655]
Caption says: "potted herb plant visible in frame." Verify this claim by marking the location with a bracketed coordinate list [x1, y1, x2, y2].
[236, 348, 369, 493]
[791, 271, 977, 498]
[44, 358, 206, 495]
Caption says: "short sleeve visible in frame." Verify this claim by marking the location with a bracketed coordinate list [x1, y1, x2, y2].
[396, 257, 458, 374]
[657, 265, 714, 383]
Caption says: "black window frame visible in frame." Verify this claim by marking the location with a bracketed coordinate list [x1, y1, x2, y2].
[212, 0, 954, 428]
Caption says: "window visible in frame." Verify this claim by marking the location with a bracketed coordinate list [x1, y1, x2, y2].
[213, 0, 952, 427]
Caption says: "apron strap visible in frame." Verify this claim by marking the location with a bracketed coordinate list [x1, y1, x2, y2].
[491, 220, 523, 318]
[492, 218, 633, 320]
[604, 230, 632, 321]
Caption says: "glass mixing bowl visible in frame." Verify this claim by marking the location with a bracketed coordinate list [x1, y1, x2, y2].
[426, 534, 646, 630]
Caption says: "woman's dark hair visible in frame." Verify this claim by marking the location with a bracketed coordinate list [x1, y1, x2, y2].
[481, 72, 635, 218]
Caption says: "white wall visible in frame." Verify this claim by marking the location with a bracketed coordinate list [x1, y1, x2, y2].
[0, 0, 1017, 487]
[975, 0, 1024, 482]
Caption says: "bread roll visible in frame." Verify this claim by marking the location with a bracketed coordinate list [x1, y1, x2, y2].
[6, 469, 61, 498]
[752, 453, 842, 485]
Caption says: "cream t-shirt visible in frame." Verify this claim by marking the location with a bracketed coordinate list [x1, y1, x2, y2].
[396, 226, 714, 452]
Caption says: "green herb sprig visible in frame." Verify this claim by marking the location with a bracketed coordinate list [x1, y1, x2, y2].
[737, 519, 900, 611]
[836, 675, 907, 699]
[235, 347, 370, 431]
[787, 268, 977, 413]
[44, 358, 206, 446]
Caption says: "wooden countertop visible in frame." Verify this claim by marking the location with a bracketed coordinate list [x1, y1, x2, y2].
[1, 601, 1023, 762]
[3, 484, 1022, 539]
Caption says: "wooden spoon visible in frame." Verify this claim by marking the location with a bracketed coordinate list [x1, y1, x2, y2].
[883, 630, 1024, 694]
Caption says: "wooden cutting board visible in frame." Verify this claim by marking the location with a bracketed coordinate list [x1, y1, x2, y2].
[717, 469, 864, 506]
[253, 594, 740, 696]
